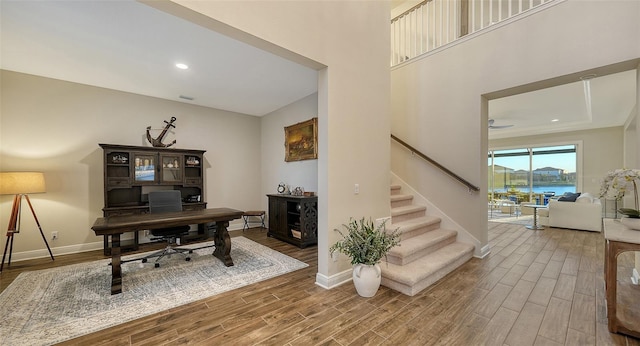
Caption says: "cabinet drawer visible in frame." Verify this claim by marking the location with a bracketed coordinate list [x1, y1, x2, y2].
[107, 178, 130, 187]
[183, 203, 206, 211]
[185, 178, 202, 185]
[104, 209, 146, 217]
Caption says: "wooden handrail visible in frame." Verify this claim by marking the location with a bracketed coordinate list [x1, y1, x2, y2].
[391, 134, 480, 193]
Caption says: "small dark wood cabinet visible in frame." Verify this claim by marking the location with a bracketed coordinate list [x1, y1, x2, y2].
[100, 144, 208, 255]
[267, 194, 317, 248]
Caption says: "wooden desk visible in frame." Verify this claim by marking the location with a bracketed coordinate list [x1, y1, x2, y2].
[92, 208, 243, 295]
[603, 219, 640, 338]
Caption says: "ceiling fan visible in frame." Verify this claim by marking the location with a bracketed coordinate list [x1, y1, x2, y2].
[488, 119, 514, 129]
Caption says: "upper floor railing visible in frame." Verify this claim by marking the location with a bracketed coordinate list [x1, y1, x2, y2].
[391, 0, 556, 66]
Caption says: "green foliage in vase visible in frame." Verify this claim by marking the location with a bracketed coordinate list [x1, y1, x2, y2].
[329, 217, 401, 265]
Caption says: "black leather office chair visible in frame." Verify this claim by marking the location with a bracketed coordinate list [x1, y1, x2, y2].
[141, 190, 192, 268]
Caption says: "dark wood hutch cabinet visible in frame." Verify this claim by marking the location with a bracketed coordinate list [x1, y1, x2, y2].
[267, 194, 317, 248]
[100, 144, 207, 254]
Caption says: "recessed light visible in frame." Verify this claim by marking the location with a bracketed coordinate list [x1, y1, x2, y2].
[551, 119, 559, 122]
[175, 63, 189, 70]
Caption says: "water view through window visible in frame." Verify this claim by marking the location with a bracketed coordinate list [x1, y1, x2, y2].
[488, 145, 577, 204]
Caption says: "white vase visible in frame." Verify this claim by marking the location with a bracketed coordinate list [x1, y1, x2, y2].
[352, 263, 381, 297]
[620, 217, 640, 231]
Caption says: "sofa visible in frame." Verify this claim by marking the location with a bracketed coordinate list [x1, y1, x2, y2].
[538, 192, 602, 232]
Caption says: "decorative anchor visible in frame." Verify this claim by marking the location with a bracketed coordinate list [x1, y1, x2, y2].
[146, 116, 177, 148]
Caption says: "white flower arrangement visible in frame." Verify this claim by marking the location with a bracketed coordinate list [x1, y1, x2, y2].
[599, 168, 640, 217]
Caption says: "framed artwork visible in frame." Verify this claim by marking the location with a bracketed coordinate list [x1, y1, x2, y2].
[284, 117, 318, 162]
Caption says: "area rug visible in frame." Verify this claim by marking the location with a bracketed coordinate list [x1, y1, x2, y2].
[0, 237, 308, 346]
[488, 211, 534, 226]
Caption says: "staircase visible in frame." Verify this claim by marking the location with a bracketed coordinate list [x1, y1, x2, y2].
[380, 184, 475, 296]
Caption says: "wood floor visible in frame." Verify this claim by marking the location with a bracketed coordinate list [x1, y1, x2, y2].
[1, 223, 639, 345]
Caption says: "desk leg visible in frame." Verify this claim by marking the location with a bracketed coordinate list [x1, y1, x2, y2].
[213, 221, 233, 266]
[110, 233, 123, 295]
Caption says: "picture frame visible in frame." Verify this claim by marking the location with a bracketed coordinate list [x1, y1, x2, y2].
[284, 117, 318, 162]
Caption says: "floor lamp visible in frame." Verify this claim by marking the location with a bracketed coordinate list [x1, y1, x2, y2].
[0, 172, 54, 272]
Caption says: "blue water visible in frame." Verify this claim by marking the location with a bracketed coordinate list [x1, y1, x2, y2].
[493, 185, 576, 195]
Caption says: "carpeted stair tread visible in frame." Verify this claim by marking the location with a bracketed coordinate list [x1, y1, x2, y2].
[386, 228, 457, 265]
[388, 215, 441, 236]
[384, 184, 474, 296]
[380, 242, 474, 286]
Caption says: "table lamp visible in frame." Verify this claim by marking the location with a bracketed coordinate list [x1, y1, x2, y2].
[0, 172, 54, 272]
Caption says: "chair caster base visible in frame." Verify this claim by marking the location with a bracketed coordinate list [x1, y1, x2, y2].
[154, 263, 160, 268]
[142, 258, 148, 263]
[185, 257, 191, 261]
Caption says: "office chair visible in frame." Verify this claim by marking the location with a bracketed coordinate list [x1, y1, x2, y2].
[140, 190, 192, 268]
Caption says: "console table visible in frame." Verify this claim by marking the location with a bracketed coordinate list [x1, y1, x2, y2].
[267, 194, 317, 248]
[603, 219, 640, 338]
[92, 208, 243, 295]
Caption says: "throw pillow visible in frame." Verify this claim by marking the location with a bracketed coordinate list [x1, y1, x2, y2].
[558, 192, 581, 202]
[576, 193, 593, 204]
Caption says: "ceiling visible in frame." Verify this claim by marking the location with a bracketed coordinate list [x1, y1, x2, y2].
[0, 0, 318, 117]
[489, 69, 637, 140]
[1, 1, 636, 135]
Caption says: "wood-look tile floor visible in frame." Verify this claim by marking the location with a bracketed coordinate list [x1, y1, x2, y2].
[1, 223, 639, 345]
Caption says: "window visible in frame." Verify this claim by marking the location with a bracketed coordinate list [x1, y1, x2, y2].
[489, 145, 576, 204]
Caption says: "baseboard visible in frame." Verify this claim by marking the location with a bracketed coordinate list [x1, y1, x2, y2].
[6, 241, 104, 263]
[315, 269, 352, 289]
[476, 244, 491, 259]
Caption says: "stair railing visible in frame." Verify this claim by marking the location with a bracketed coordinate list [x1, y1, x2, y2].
[391, 134, 480, 193]
[391, 0, 557, 66]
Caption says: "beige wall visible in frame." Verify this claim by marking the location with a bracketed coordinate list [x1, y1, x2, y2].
[261, 93, 318, 204]
[391, 0, 640, 250]
[1, 1, 391, 286]
[0, 70, 262, 258]
[490, 127, 625, 196]
[159, 0, 391, 285]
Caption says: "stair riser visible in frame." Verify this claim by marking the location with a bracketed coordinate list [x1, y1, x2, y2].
[392, 210, 426, 224]
[391, 199, 413, 208]
[390, 186, 402, 196]
[386, 236, 456, 266]
[399, 223, 440, 241]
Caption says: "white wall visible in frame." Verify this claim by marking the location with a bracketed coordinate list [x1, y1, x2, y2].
[391, 0, 640, 249]
[0, 70, 262, 258]
[261, 93, 318, 205]
[158, 0, 391, 285]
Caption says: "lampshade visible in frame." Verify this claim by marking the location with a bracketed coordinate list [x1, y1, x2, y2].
[0, 172, 46, 195]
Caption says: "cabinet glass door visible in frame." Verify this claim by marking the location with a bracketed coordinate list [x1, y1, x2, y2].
[160, 154, 182, 183]
[133, 154, 156, 183]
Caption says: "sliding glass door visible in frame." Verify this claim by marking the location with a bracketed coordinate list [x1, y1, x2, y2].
[489, 145, 577, 205]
